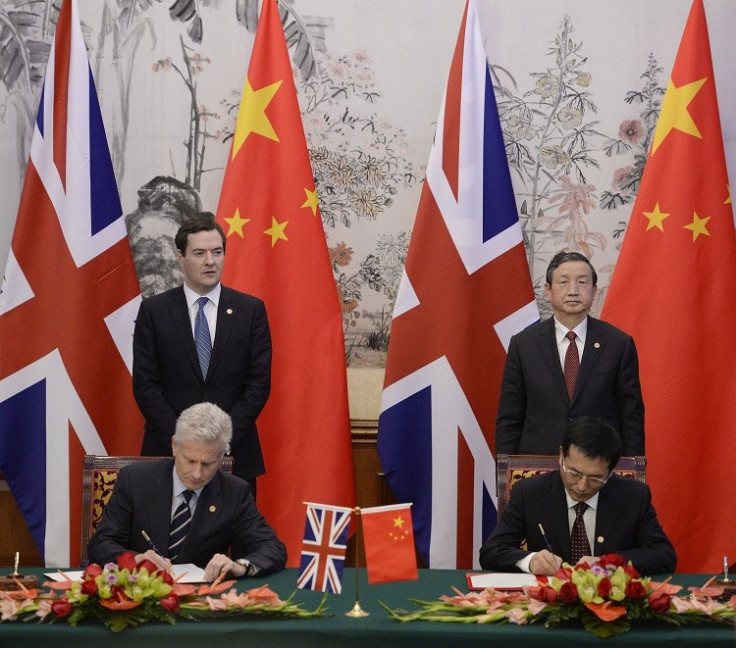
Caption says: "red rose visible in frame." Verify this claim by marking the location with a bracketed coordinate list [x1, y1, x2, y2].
[52, 598, 74, 618]
[137, 559, 158, 574]
[648, 590, 671, 613]
[160, 593, 181, 613]
[111, 585, 128, 600]
[159, 570, 174, 585]
[117, 551, 137, 571]
[539, 585, 558, 603]
[598, 554, 625, 568]
[554, 566, 572, 580]
[625, 580, 647, 600]
[83, 563, 103, 580]
[81, 579, 99, 596]
[597, 577, 612, 598]
[559, 581, 579, 603]
[623, 564, 641, 579]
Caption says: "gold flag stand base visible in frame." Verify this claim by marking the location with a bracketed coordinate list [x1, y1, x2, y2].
[345, 507, 369, 617]
[345, 601, 370, 618]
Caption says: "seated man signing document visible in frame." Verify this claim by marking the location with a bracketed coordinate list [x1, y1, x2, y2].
[480, 416, 676, 576]
[87, 402, 286, 580]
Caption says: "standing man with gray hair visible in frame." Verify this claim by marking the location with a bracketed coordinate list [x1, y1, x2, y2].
[88, 402, 286, 580]
[495, 251, 645, 456]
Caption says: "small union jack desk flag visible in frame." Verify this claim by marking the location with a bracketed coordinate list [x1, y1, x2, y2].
[297, 503, 353, 594]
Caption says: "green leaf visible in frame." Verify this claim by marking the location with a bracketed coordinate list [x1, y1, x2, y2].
[580, 609, 631, 638]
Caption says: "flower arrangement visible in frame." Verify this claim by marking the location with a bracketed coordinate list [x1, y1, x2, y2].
[384, 554, 736, 638]
[0, 552, 326, 632]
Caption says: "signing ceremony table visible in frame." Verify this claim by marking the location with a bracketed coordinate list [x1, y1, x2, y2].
[1, 568, 734, 647]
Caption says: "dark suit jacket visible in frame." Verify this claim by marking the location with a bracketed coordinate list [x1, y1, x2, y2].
[479, 471, 676, 575]
[87, 459, 286, 573]
[495, 316, 644, 456]
[133, 284, 271, 480]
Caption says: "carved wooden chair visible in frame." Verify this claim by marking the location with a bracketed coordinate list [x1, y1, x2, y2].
[495, 454, 646, 517]
[80, 454, 233, 564]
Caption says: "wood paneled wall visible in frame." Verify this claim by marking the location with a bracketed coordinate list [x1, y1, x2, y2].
[0, 423, 392, 568]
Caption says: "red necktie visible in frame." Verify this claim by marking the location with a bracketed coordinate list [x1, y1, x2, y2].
[564, 330, 579, 400]
[570, 501, 591, 564]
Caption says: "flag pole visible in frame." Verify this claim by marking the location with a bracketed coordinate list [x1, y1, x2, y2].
[345, 507, 369, 617]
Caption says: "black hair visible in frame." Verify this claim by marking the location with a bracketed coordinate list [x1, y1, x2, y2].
[561, 416, 622, 470]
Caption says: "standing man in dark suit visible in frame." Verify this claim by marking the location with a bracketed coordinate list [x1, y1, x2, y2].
[495, 251, 644, 456]
[480, 417, 675, 575]
[133, 213, 271, 493]
[88, 402, 286, 579]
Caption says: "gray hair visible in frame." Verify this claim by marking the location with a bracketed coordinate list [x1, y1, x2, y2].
[174, 402, 232, 455]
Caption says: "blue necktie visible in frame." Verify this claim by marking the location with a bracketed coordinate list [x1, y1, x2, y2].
[194, 296, 212, 378]
[168, 490, 194, 561]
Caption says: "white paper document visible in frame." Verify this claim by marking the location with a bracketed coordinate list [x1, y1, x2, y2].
[466, 572, 539, 590]
[45, 563, 207, 584]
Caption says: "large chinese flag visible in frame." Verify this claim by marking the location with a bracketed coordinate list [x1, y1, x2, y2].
[601, 0, 736, 573]
[0, 0, 142, 567]
[215, 0, 355, 565]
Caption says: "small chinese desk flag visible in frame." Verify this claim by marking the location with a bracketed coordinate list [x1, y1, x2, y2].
[361, 504, 418, 584]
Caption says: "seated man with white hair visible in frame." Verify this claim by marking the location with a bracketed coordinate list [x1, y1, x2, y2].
[88, 402, 286, 580]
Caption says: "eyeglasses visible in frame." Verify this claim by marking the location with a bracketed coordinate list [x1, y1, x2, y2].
[560, 457, 610, 487]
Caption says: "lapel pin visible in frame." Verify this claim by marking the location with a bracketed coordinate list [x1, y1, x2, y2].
[226, 308, 233, 315]
[209, 505, 216, 513]
[594, 342, 601, 349]
[597, 535, 604, 543]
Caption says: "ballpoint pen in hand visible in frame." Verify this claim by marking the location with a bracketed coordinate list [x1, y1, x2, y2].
[141, 529, 162, 555]
[141, 529, 174, 574]
[538, 523, 555, 553]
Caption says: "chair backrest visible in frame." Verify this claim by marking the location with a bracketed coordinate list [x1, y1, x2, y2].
[495, 454, 646, 517]
[80, 454, 233, 565]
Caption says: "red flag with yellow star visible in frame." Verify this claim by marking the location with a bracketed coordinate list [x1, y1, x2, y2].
[361, 504, 418, 584]
[215, 0, 355, 565]
[601, 0, 736, 573]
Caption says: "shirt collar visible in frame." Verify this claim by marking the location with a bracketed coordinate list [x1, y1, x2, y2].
[565, 490, 600, 511]
[553, 316, 588, 345]
[182, 282, 221, 310]
[172, 466, 204, 499]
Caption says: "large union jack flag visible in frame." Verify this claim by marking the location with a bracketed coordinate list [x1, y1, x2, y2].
[377, 0, 538, 569]
[0, 0, 142, 567]
[297, 503, 353, 594]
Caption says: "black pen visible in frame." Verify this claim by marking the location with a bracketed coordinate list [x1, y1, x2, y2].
[141, 529, 162, 556]
[537, 523, 555, 553]
[141, 529, 174, 574]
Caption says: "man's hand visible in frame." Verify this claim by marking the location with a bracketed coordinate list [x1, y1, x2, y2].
[574, 555, 596, 567]
[203, 553, 246, 581]
[135, 549, 172, 574]
[529, 550, 562, 575]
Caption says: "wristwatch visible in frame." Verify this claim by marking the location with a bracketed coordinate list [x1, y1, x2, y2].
[236, 558, 257, 576]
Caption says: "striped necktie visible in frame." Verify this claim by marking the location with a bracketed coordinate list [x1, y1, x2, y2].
[194, 296, 212, 378]
[168, 489, 194, 561]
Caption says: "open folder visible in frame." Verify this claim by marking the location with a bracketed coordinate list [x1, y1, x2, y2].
[466, 572, 539, 590]
[46, 563, 207, 584]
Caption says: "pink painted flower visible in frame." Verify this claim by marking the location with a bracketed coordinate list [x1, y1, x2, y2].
[618, 119, 645, 144]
